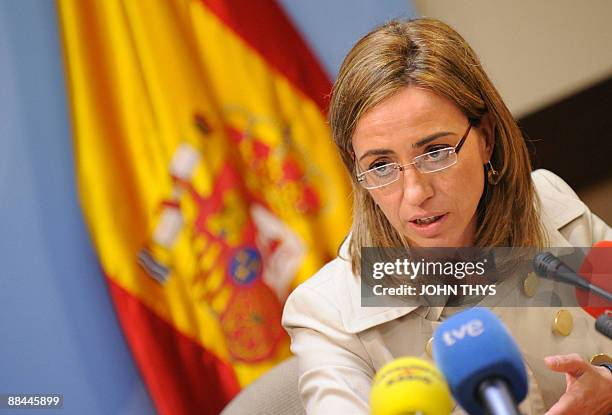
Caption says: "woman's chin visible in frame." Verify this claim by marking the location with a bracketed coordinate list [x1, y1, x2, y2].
[408, 237, 454, 248]
[404, 231, 472, 248]
[403, 216, 476, 248]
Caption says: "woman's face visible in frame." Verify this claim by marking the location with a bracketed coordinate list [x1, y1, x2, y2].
[352, 86, 493, 248]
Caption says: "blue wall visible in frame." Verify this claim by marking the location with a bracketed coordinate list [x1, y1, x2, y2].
[0, 1, 156, 414]
[279, 0, 414, 78]
[0, 1, 413, 414]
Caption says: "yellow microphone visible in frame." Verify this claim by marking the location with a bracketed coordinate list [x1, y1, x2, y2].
[370, 357, 453, 415]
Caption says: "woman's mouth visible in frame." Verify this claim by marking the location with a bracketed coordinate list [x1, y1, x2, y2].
[413, 215, 444, 225]
[407, 213, 448, 237]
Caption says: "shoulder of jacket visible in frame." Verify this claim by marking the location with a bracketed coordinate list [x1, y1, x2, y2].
[282, 257, 351, 328]
[532, 169, 580, 199]
[532, 169, 586, 230]
[298, 256, 348, 290]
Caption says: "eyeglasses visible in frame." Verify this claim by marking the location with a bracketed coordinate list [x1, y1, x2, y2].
[356, 123, 472, 190]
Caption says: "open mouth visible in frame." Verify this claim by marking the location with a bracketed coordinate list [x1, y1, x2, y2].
[411, 214, 445, 226]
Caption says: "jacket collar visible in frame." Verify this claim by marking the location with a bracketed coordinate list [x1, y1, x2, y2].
[338, 181, 585, 334]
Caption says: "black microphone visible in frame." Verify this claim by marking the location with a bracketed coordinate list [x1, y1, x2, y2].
[595, 312, 612, 340]
[533, 252, 612, 302]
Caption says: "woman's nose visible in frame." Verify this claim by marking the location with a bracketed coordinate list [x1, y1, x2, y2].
[400, 167, 434, 206]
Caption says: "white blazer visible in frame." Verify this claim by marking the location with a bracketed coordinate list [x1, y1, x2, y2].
[282, 170, 612, 414]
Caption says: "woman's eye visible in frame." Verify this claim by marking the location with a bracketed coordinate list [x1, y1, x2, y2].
[369, 160, 390, 170]
[424, 146, 450, 161]
[369, 162, 394, 177]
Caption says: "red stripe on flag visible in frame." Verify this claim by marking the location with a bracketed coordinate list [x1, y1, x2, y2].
[107, 277, 240, 415]
[200, 0, 332, 112]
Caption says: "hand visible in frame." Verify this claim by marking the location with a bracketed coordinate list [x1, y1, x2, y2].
[544, 353, 612, 415]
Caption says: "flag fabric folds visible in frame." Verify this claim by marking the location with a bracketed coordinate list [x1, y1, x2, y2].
[57, 0, 351, 413]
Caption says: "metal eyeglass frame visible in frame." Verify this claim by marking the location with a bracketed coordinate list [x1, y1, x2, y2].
[356, 123, 473, 190]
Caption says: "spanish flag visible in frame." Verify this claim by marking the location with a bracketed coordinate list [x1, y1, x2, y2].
[57, 1, 351, 413]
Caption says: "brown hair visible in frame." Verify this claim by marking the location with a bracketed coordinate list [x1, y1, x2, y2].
[329, 18, 547, 274]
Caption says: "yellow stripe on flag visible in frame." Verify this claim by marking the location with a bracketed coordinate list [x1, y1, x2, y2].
[189, 3, 351, 286]
[58, 0, 351, 391]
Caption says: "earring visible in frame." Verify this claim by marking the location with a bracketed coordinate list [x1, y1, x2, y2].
[486, 161, 500, 185]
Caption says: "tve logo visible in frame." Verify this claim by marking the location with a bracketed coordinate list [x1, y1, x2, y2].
[442, 319, 484, 346]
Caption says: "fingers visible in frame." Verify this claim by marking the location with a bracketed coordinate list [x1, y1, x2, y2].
[544, 355, 612, 415]
[544, 353, 587, 377]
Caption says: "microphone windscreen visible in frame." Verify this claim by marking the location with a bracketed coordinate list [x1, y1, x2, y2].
[578, 241, 612, 317]
[370, 356, 453, 415]
[432, 308, 527, 415]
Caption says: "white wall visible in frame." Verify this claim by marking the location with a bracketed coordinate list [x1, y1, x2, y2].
[414, 0, 612, 117]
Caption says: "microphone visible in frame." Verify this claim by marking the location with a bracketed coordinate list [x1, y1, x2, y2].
[370, 356, 453, 415]
[432, 308, 527, 415]
[533, 251, 612, 303]
[595, 312, 612, 340]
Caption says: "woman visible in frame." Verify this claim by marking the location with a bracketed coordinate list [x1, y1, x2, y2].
[282, 18, 612, 414]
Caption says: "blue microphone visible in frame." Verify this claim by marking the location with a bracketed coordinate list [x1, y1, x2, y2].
[432, 308, 527, 415]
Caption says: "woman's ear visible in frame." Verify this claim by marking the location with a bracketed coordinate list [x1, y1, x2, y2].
[479, 112, 496, 160]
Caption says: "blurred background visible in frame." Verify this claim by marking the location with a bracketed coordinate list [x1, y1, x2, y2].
[0, 1, 610, 414]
